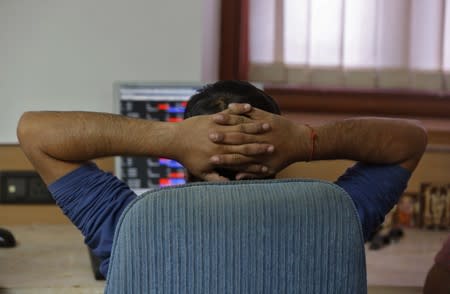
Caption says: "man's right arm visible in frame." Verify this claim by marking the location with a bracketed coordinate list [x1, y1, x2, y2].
[17, 109, 273, 185]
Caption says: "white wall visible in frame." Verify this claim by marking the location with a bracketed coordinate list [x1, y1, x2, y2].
[202, 0, 221, 82]
[0, 0, 220, 143]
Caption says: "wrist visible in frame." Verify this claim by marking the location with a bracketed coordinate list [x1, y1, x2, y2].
[291, 123, 312, 163]
[304, 124, 318, 161]
[142, 120, 178, 159]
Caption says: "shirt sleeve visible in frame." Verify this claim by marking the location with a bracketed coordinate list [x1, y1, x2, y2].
[48, 162, 137, 277]
[335, 162, 411, 241]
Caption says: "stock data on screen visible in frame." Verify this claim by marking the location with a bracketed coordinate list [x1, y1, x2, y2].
[118, 85, 199, 190]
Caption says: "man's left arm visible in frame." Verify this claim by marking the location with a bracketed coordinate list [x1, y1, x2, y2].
[209, 105, 427, 176]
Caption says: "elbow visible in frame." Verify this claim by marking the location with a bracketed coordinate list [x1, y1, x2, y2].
[414, 120, 428, 155]
[407, 121, 428, 169]
[403, 119, 428, 155]
[17, 111, 41, 150]
[396, 120, 428, 172]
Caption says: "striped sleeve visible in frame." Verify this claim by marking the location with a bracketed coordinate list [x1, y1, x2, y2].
[336, 162, 411, 241]
[48, 162, 137, 276]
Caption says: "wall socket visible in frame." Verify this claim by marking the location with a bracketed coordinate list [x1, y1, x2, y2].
[0, 171, 54, 204]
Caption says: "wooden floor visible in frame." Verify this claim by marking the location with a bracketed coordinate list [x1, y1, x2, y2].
[0, 225, 448, 293]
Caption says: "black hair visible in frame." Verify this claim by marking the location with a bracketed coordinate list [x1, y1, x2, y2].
[184, 80, 280, 119]
[184, 80, 281, 181]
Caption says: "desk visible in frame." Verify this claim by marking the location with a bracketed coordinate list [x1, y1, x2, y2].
[0, 224, 104, 293]
[0, 225, 448, 293]
[365, 228, 448, 288]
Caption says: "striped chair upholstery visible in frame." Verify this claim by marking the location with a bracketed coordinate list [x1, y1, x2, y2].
[105, 179, 367, 294]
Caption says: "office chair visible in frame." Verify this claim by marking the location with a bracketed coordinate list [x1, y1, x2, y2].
[105, 179, 367, 294]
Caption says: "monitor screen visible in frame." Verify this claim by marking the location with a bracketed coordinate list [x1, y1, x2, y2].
[115, 83, 201, 194]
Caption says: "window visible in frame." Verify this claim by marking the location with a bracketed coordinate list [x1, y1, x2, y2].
[249, 0, 450, 92]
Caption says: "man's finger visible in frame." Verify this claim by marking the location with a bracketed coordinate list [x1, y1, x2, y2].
[235, 173, 264, 180]
[212, 132, 255, 144]
[227, 143, 274, 156]
[209, 132, 259, 145]
[202, 172, 230, 182]
[213, 113, 252, 126]
[240, 107, 272, 120]
[209, 122, 271, 143]
[239, 122, 271, 134]
[210, 154, 256, 166]
[222, 104, 273, 121]
[227, 103, 252, 114]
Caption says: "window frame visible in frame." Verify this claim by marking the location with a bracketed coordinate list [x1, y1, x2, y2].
[219, 0, 450, 118]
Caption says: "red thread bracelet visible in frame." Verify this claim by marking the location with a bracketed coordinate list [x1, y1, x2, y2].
[305, 124, 317, 161]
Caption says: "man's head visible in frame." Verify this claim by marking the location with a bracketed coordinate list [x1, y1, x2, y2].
[184, 80, 281, 181]
[184, 80, 280, 119]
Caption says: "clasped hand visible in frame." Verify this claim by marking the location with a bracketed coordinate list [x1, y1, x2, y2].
[174, 103, 306, 181]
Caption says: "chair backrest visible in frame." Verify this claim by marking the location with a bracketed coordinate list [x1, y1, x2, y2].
[105, 179, 367, 294]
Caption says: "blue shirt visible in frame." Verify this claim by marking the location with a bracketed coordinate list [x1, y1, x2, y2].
[48, 162, 411, 277]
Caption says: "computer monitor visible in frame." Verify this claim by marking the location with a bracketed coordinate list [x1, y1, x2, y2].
[114, 82, 202, 194]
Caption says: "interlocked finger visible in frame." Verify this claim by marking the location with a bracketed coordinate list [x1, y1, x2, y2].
[202, 172, 230, 182]
[210, 132, 261, 145]
[213, 113, 253, 126]
[210, 153, 256, 166]
[226, 143, 274, 156]
[237, 122, 271, 134]
[235, 172, 265, 180]
[227, 103, 252, 114]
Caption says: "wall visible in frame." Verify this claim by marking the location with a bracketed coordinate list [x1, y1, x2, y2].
[277, 151, 450, 194]
[0, 0, 221, 224]
[0, 0, 220, 143]
[1, 146, 448, 225]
